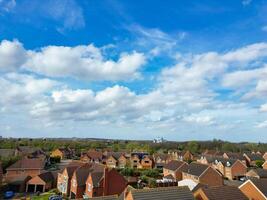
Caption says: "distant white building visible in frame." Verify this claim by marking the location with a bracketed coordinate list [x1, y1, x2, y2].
[153, 137, 166, 143]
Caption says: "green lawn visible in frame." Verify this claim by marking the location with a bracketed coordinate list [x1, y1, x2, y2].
[31, 192, 56, 200]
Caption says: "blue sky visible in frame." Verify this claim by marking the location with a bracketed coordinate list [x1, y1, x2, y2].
[0, 0, 267, 141]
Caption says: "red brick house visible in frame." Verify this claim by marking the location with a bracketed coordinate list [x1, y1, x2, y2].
[57, 163, 83, 197]
[5, 158, 45, 181]
[223, 152, 247, 165]
[80, 150, 103, 163]
[153, 153, 171, 169]
[182, 162, 223, 187]
[84, 168, 127, 198]
[239, 179, 267, 200]
[263, 152, 267, 161]
[70, 163, 104, 199]
[105, 152, 128, 168]
[51, 147, 75, 160]
[26, 171, 56, 193]
[194, 185, 248, 200]
[140, 155, 154, 169]
[211, 158, 247, 180]
[163, 160, 188, 181]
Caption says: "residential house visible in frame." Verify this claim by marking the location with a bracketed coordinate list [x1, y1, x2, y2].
[105, 152, 128, 168]
[263, 161, 267, 169]
[5, 158, 45, 181]
[243, 153, 264, 167]
[263, 152, 267, 161]
[182, 162, 223, 187]
[163, 160, 188, 181]
[197, 156, 216, 165]
[57, 163, 83, 197]
[239, 179, 267, 200]
[123, 186, 194, 200]
[26, 171, 57, 193]
[168, 150, 194, 161]
[6, 175, 31, 193]
[70, 163, 104, 199]
[15, 146, 45, 158]
[194, 185, 248, 200]
[140, 155, 154, 169]
[81, 150, 103, 163]
[211, 158, 247, 180]
[51, 147, 75, 160]
[202, 150, 224, 158]
[84, 168, 127, 198]
[130, 153, 149, 169]
[246, 168, 267, 179]
[153, 153, 171, 169]
[223, 152, 247, 165]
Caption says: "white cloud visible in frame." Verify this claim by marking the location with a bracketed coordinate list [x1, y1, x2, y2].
[0, 40, 27, 71]
[0, 40, 146, 81]
[260, 104, 267, 112]
[183, 114, 215, 125]
[256, 120, 267, 128]
[25, 45, 146, 81]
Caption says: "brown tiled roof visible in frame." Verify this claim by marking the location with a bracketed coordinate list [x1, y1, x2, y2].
[106, 152, 125, 160]
[186, 162, 209, 177]
[75, 163, 104, 186]
[224, 152, 245, 160]
[7, 158, 45, 170]
[200, 186, 248, 200]
[154, 153, 170, 161]
[244, 153, 264, 161]
[86, 150, 103, 160]
[91, 171, 104, 187]
[129, 186, 194, 200]
[249, 168, 267, 178]
[38, 171, 55, 183]
[250, 179, 267, 197]
[164, 160, 186, 171]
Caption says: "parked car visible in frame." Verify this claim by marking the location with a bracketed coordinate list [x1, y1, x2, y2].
[48, 195, 63, 200]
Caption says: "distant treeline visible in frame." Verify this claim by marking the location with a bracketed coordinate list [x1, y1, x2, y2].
[1, 138, 267, 155]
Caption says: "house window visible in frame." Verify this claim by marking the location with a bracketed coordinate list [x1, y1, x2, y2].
[145, 161, 149, 164]
[72, 180, 77, 187]
[88, 183, 92, 192]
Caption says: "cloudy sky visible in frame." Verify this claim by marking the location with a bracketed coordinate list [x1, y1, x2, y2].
[0, 0, 267, 141]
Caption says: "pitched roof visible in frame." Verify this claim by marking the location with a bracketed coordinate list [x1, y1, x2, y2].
[86, 150, 103, 160]
[164, 160, 186, 171]
[75, 163, 104, 186]
[154, 153, 171, 161]
[106, 152, 125, 160]
[129, 186, 194, 200]
[244, 153, 264, 161]
[199, 186, 248, 200]
[7, 158, 45, 170]
[249, 168, 267, 178]
[36, 171, 55, 183]
[250, 179, 267, 197]
[0, 149, 15, 158]
[17, 146, 43, 154]
[91, 171, 104, 187]
[186, 162, 209, 177]
[224, 152, 245, 160]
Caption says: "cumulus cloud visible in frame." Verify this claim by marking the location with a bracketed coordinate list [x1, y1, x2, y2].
[0, 40, 27, 71]
[183, 114, 215, 125]
[0, 73, 59, 106]
[0, 40, 146, 81]
[0, 0, 16, 13]
[260, 104, 267, 112]
[25, 45, 146, 81]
